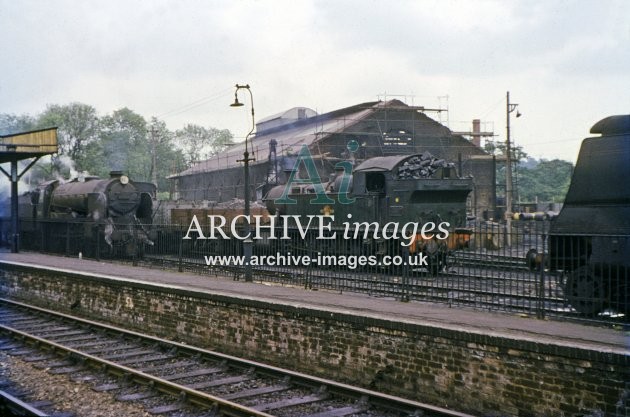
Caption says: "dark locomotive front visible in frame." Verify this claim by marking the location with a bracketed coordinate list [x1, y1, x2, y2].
[548, 115, 630, 316]
[20, 171, 156, 254]
[265, 153, 473, 274]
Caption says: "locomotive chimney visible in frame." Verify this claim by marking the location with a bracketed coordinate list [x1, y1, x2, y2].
[109, 170, 124, 179]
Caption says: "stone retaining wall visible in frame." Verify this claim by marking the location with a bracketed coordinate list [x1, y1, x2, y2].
[0, 264, 627, 416]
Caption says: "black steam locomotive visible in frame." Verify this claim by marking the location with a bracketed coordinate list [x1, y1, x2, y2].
[264, 153, 473, 274]
[548, 115, 630, 315]
[16, 171, 156, 254]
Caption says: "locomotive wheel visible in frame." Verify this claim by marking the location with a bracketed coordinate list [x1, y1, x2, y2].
[525, 248, 539, 271]
[564, 266, 605, 316]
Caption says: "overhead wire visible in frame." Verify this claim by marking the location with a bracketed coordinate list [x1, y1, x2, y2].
[523, 137, 582, 146]
[478, 96, 505, 119]
[156, 87, 234, 120]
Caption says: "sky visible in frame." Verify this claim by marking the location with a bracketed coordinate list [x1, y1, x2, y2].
[1, 0, 629, 163]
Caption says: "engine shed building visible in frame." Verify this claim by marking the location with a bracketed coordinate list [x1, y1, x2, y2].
[169, 100, 496, 218]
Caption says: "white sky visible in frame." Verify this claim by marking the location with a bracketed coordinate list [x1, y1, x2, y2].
[1, 0, 628, 163]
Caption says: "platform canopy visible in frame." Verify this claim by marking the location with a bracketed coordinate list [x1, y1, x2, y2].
[1, 127, 58, 253]
[0, 127, 58, 164]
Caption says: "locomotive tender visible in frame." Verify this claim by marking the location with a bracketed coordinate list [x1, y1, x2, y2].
[18, 170, 156, 252]
[264, 153, 473, 274]
[548, 115, 630, 315]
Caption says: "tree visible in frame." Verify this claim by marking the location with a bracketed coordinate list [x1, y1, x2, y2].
[0, 113, 37, 135]
[2, 103, 231, 201]
[92, 107, 150, 180]
[517, 159, 573, 203]
[175, 124, 234, 167]
[148, 117, 185, 194]
[484, 140, 528, 161]
[36, 103, 100, 169]
[80, 111, 185, 196]
[484, 140, 529, 202]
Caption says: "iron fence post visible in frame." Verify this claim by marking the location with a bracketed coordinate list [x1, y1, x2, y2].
[40, 220, 44, 252]
[538, 231, 547, 319]
[400, 258, 411, 303]
[304, 249, 312, 290]
[65, 222, 70, 256]
[132, 224, 138, 266]
[95, 224, 100, 261]
[14, 219, 23, 253]
[178, 225, 183, 272]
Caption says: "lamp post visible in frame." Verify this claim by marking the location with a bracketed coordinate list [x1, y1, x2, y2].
[230, 84, 256, 281]
[505, 91, 521, 247]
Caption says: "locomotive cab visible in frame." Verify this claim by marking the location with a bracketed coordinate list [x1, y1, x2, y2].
[364, 172, 386, 194]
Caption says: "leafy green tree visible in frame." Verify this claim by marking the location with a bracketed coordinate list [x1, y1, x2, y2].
[517, 159, 573, 203]
[81, 111, 185, 195]
[175, 124, 234, 167]
[0, 113, 37, 135]
[92, 107, 150, 180]
[36, 103, 100, 169]
[484, 140, 529, 202]
[484, 140, 528, 161]
[148, 117, 186, 194]
[2, 104, 230, 200]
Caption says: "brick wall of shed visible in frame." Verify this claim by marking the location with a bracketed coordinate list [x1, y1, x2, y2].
[462, 157, 496, 219]
[0, 265, 627, 416]
[177, 162, 276, 202]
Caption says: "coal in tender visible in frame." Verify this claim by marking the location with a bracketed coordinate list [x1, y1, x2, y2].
[397, 152, 456, 179]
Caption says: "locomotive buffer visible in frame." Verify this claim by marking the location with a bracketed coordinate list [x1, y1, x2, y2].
[0, 128, 58, 253]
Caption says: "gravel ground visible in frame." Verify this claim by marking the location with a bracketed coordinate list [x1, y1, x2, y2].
[1, 350, 151, 417]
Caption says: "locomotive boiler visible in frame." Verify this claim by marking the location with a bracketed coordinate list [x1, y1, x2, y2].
[548, 115, 630, 316]
[18, 171, 156, 253]
[264, 153, 473, 274]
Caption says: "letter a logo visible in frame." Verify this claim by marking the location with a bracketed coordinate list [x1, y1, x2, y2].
[275, 145, 335, 205]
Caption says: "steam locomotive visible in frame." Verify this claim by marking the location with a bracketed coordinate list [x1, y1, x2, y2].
[547, 115, 630, 315]
[16, 171, 156, 255]
[263, 153, 474, 274]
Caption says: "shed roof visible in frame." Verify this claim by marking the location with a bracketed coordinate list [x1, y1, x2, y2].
[353, 154, 413, 172]
[256, 107, 317, 127]
[170, 101, 378, 178]
[170, 99, 481, 179]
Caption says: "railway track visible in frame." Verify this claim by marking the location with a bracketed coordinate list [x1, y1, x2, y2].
[0, 298, 473, 417]
[0, 387, 52, 416]
[451, 251, 536, 272]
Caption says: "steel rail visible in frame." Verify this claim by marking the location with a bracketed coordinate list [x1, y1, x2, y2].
[0, 298, 474, 417]
[0, 389, 50, 417]
[0, 312, 275, 417]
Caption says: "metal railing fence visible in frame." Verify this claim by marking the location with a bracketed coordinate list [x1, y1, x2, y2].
[3, 217, 628, 325]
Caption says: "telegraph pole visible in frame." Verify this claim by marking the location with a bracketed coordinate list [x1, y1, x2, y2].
[505, 91, 520, 247]
[150, 126, 158, 189]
